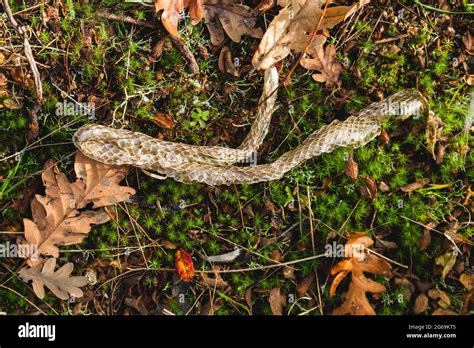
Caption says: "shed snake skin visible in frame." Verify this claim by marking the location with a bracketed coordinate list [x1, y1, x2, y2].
[73, 67, 429, 185]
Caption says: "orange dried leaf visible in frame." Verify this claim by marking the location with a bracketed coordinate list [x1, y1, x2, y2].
[330, 233, 392, 315]
[175, 248, 195, 281]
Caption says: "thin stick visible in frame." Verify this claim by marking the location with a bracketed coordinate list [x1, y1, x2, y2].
[367, 249, 408, 269]
[170, 37, 199, 74]
[2, 0, 43, 142]
[96, 11, 157, 28]
[0, 284, 48, 315]
[95, 11, 199, 74]
[283, 0, 331, 85]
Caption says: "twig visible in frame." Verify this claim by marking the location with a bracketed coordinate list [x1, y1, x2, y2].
[170, 37, 200, 74]
[95, 11, 199, 74]
[367, 249, 408, 269]
[96, 11, 157, 28]
[374, 33, 410, 45]
[2, 0, 43, 142]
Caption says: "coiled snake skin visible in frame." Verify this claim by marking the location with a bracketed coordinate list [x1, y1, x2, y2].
[73, 67, 429, 185]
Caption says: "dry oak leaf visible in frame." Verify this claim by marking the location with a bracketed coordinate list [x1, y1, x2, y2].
[203, 0, 263, 47]
[155, 0, 204, 38]
[330, 232, 392, 315]
[300, 44, 342, 86]
[19, 258, 89, 300]
[252, 0, 369, 70]
[19, 152, 135, 264]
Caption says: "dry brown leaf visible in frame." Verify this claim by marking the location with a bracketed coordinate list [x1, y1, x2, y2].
[460, 273, 474, 291]
[300, 44, 342, 86]
[297, 272, 315, 296]
[19, 258, 88, 300]
[425, 110, 444, 161]
[401, 178, 430, 193]
[330, 232, 392, 315]
[345, 152, 358, 180]
[252, 0, 369, 70]
[18, 152, 135, 264]
[413, 293, 429, 314]
[269, 287, 286, 315]
[218, 46, 240, 77]
[203, 0, 263, 47]
[419, 221, 436, 251]
[462, 31, 474, 55]
[201, 266, 228, 289]
[155, 0, 204, 38]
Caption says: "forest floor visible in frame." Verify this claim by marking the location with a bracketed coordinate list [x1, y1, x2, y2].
[0, 0, 473, 315]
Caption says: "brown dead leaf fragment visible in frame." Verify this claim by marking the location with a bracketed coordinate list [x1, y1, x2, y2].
[419, 221, 437, 251]
[19, 258, 89, 300]
[301, 44, 342, 86]
[413, 293, 429, 314]
[345, 152, 358, 180]
[18, 152, 135, 263]
[330, 233, 392, 315]
[155, 0, 204, 38]
[218, 46, 239, 77]
[252, 0, 369, 70]
[425, 111, 444, 161]
[269, 287, 286, 315]
[201, 266, 228, 289]
[203, 0, 263, 47]
[462, 31, 474, 55]
[401, 178, 430, 193]
[460, 273, 474, 291]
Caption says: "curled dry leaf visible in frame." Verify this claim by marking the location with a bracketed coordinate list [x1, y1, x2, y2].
[19, 258, 89, 300]
[330, 232, 392, 315]
[203, 0, 263, 46]
[425, 110, 444, 161]
[419, 221, 437, 251]
[252, 0, 369, 70]
[218, 46, 240, 77]
[154, 0, 204, 38]
[300, 44, 342, 86]
[345, 152, 358, 180]
[435, 251, 457, 282]
[18, 152, 135, 264]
